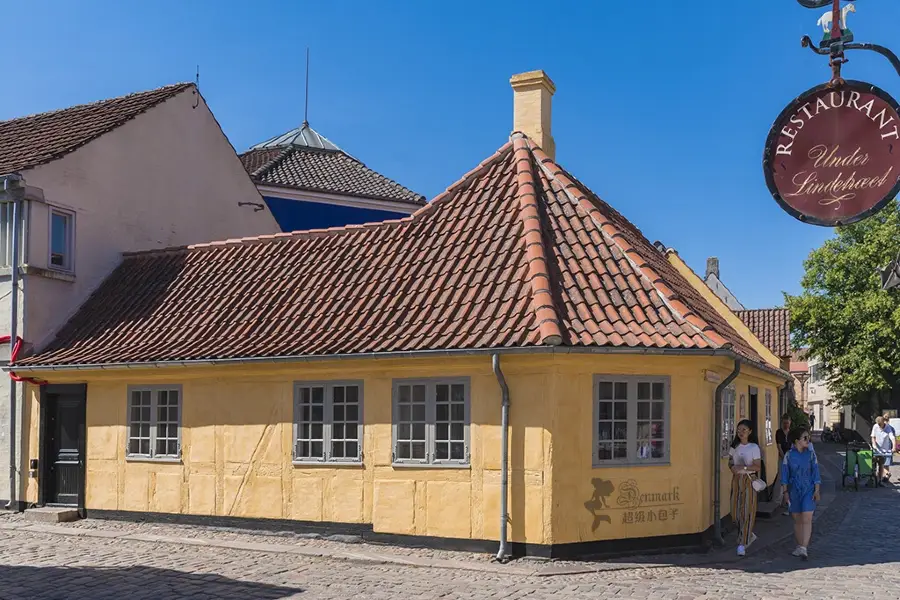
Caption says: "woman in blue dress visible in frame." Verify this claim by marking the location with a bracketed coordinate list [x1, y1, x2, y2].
[781, 427, 821, 560]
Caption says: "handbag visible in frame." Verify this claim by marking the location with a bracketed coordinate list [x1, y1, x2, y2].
[747, 472, 766, 492]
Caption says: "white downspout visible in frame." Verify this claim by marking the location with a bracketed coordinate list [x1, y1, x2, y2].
[492, 353, 510, 562]
[2, 173, 24, 511]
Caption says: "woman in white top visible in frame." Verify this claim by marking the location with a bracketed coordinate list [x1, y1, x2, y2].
[729, 419, 762, 557]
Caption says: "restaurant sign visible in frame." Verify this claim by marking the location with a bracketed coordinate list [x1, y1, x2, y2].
[763, 80, 900, 226]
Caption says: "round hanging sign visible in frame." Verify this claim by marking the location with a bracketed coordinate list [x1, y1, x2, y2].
[763, 80, 900, 226]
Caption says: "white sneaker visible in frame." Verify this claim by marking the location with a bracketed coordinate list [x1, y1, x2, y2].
[799, 546, 808, 560]
[792, 546, 804, 557]
[747, 533, 758, 548]
[737, 545, 746, 557]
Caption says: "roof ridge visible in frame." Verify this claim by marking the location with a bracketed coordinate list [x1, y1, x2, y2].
[251, 146, 295, 178]
[0, 82, 193, 127]
[527, 139, 729, 350]
[511, 134, 562, 346]
[125, 139, 517, 258]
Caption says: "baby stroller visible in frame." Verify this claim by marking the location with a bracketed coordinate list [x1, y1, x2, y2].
[843, 441, 877, 490]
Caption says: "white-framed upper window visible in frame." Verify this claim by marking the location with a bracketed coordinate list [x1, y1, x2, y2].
[593, 376, 670, 466]
[765, 389, 773, 445]
[392, 378, 469, 466]
[127, 386, 181, 459]
[49, 207, 74, 271]
[722, 385, 736, 455]
[294, 381, 363, 463]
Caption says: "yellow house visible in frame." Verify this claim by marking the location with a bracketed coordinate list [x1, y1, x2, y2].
[10, 71, 792, 559]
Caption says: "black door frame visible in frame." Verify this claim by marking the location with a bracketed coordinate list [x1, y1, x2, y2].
[38, 384, 87, 510]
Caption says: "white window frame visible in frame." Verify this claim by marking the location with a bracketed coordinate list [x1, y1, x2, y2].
[593, 375, 671, 467]
[293, 380, 363, 464]
[722, 385, 736, 455]
[0, 199, 28, 268]
[48, 206, 75, 272]
[126, 385, 182, 461]
[765, 389, 773, 445]
[392, 378, 470, 467]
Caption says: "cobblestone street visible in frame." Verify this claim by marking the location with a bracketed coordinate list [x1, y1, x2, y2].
[1, 457, 898, 599]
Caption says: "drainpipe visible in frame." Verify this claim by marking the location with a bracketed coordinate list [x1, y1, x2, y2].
[2, 174, 23, 511]
[713, 359, 740, 544]
[492, 353, 510, 562]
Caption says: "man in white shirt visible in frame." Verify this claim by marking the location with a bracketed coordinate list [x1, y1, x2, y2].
[871, 417, 897, 482]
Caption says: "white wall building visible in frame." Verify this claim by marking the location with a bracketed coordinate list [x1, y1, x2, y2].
[0, 83, 280, 508]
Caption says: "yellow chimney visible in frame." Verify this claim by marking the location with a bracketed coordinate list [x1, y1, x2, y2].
[510, 70, 556, 160]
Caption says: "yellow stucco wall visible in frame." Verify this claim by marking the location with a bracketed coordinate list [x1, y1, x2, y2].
[21, 353, 783, 547]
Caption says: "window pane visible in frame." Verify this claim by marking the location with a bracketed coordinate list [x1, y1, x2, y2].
[412, 404, 426, 422]
[614, 443, 627, 459]
[436, 404, 449, 421]
[346, 442, 358, 458]
[614, 382, 628, 399]
[141, 407, 151, 421]
[333, 405, 345, 422]
[435, 444, 449, 460]
[333, 424, 344, 440]
[412, 442, 426, 459]
[346, 386, 359, 404]
[436, 423, 448, 441]
[346, 405, 359, 422]
[301, 423, 310, 438]
[450, 442, 465, 460]
[129, 424, 141, 439]
[652, 382, 665, 400]
[412, 385, 426, 404]
[167, 440, 178, 456]
[598, 422, 612, 440]
[614, 401, 627, 421]
[398, 386, 410, 403]
[412, 423, 425, 441]
[598, 382, 613, 400]
[450, 423, 464, 441]
[637, 401, 650, 420]
[346, 423, 358, 440]
[399, 405, 411, 422]
[333, 386, 345, 404]
[130, 407, 141, 422]
[450, 404, 464, 421]
[614, 423, 628, 440]
[311, 441, 323, 458]
[598, 401, 612, 421]
[650, 441, 665, 458]
[301, 387, 310, 404]
[129, 439, 141, 454]
[637, 382, 650, 400]
[332, 442, 345, 458]
[398, 443, 410, 459]
[598, 443, 612, 461]
[140, 440, 150, 455]
[436, 384, 449, 403]
[50, 212, 69, 267]
[312, 387, 324, 404]
[652, 402, 664, 420]
[399, 423, 410, 440]
[451, 384, 465, 403]
[311, 423, 323, 440]
[311, 405, 324, 422]
[140, 424, 150, 437]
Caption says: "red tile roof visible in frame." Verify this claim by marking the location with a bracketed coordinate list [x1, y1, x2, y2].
[240, 146, 426, 206]
[735, 308, 791, 357]
[0, 83, 194, 175]
[17, 134, 766, 367]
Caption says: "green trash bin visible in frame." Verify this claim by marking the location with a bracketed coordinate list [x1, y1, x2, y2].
[857, 449, 874, 489]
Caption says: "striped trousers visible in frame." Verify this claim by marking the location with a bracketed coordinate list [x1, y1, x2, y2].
[731, 473, 758, 545]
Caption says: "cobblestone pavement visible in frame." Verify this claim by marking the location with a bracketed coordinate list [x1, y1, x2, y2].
[0, 470, 898, 598]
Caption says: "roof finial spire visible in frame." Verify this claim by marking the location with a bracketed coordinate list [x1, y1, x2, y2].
[303, 48, 310, 126]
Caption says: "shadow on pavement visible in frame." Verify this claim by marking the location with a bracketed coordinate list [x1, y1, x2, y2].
[0, 564, 304, 599]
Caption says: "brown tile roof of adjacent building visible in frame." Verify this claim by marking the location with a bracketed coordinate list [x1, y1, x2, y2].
[0, 83, 194, 175]
[18, 133, 768, 368]
[239, 122, 426, 206]
[735, 308, 791, 358]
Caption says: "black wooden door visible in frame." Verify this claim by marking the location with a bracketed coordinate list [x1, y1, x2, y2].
[42, 386, 86, 506]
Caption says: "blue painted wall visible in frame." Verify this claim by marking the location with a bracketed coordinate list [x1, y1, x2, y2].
[263, 196, 412, 232]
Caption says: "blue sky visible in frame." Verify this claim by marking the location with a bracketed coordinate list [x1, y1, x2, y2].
[3, 1, 899, 308]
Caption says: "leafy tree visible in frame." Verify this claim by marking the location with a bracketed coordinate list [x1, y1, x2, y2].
[785, 200, 900, 418]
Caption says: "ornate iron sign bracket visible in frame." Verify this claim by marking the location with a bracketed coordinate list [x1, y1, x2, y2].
[797, 1, 900, 84]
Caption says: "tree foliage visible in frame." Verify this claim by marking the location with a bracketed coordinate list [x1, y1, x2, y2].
[785, 201, 900, 411]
